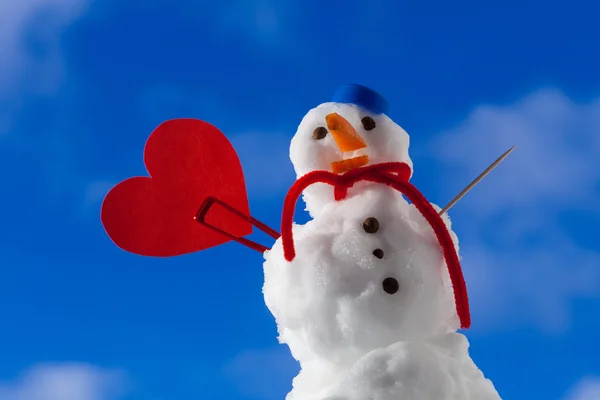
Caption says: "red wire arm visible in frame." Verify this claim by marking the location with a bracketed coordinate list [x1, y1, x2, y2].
[195, 196, 280, 254]
[365, 173, 471, 329]
[280, 162, 471, 329]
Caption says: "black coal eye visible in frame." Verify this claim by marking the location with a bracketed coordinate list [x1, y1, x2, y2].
[361, 116, 376, 131]
[312, 126, 328, 140]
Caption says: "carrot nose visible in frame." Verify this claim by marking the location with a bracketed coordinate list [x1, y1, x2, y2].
[326, 113, 367, 152]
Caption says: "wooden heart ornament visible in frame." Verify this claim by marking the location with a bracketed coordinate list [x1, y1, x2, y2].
[101, 119, 252, 257]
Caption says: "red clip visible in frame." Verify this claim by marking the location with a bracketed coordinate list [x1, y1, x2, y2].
[195, 196, 280, 253]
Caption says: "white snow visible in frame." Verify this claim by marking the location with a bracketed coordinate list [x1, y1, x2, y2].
[321, 333, 500, 400]
[289, 102, 413, 217]
[263, 187, 500, 399]
[263, 100, 502, 399]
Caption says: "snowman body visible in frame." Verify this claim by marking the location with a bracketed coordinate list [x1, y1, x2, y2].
[319, 332, 500, 400]
[263, 86, 501, 399]
[263, 185, 501, 400]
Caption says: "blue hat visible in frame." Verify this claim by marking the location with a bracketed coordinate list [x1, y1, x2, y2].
[332, 84, 389, 115]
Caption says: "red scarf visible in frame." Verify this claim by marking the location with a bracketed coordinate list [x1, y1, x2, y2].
[280, 162, 471, 329]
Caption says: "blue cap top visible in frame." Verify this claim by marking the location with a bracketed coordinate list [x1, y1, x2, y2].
[331, 84, 389, 115]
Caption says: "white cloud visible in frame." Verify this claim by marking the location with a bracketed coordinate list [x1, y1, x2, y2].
[428, 89, 600, 214]
[212, 0, 294, 47]
[230, 132, 296, 199]
[83, 180, 116, 207]
[563, 376, 600, 400]
[423, 89, 600, 332]
[0, 0, 99, 213]
[0, 363, 127, 400]
[225, 346, 299, 400]
[78, 179, 116, 220]
[0, 0, 90, 134]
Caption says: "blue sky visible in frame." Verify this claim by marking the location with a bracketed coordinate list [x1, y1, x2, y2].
[0, 0, 599, 399]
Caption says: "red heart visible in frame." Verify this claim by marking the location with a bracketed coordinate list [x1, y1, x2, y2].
[101, 118, 252, 257]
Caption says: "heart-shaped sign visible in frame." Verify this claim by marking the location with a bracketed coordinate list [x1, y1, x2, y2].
[101, 118, 252, 257]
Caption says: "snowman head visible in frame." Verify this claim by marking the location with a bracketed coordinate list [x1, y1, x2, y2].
[263, 190, 460, 365]
[290, 85, 413, 216]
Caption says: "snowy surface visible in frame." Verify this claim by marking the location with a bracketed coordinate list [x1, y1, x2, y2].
[289, 102, 413, 217]
[319, 333, 499, 400]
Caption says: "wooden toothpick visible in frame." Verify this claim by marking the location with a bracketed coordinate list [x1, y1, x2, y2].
[439, 146, 516, 216]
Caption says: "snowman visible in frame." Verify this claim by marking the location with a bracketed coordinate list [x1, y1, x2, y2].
[100, 84, 505, 400]
[262, 85, 502, 400]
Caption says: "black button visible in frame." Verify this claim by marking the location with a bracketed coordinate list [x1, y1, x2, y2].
[373, 249, 384, 259]
[382, 277, 399, 294]
[363, 217, 379, 233]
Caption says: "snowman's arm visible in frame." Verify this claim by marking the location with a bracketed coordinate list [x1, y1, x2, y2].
[195, 196, 281, 253]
